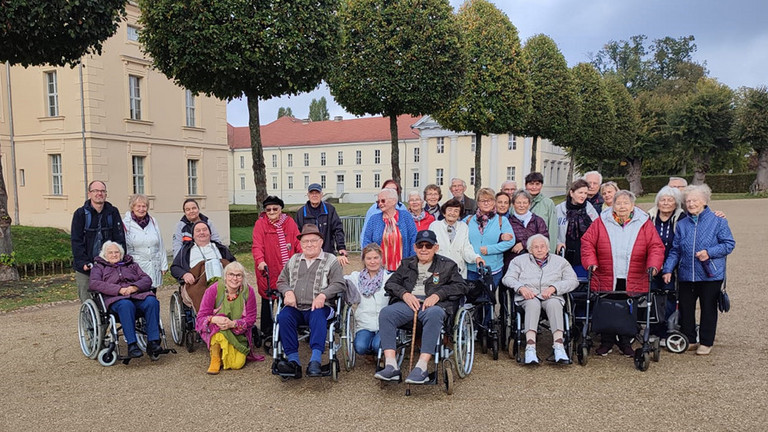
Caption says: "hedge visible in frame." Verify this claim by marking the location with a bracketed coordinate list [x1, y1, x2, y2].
[604, 172, 756, 194]
[230, 210, 297, 227]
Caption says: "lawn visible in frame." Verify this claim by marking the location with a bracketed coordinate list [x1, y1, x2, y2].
[9, 226, 72, 265]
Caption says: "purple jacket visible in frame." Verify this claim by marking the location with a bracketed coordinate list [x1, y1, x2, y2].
[89, 255, 154, 310]
[503, 213, 550, 271]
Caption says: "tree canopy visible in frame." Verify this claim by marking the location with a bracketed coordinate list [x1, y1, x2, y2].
[277, 107, 293, 118]
[309, 97, 330, 122]
[733, 86, 768, 193]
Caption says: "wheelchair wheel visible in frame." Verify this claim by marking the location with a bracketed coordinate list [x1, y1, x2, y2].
[480, 328, 488, 354]
[79, 299, 103, 359]
[169, 291, 184, 346]
[508, 335, 516, 360]
[341, 304, 356, 371]
[252, 326, 262, 349]
[97, 347, 117, 367]
[135, 317, 148, 352]
[491, 338, 499, 361]
[652, 338, 661, 362]
[184, 330, 196, 353]
[453, 307, 474, 378]
[331, 357, 340, 382]
[665, 332, 688, 353]
[442, 360, 454, 395]
[577, 345, 589, 366]
[634, 348, 650, 372]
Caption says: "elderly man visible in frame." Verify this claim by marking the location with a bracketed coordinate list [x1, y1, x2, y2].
[584, 171, 604, 213]
[500, 180, 517, 197]
[668, 176, 688, 190]
[375, 230, 467, 384]
[450, 178, 476, 218]
[295, 183, 348, 266]
[275, 224, 346, 379]
[525, 172, 557, 253]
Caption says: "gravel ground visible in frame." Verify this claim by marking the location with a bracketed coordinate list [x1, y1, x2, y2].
[2, 199, 767, 431]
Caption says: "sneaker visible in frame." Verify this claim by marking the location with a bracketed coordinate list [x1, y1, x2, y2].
[524, 345, 539, 365]
[553, 343, 569, 364]
[374, 365, 401, 382]
[696, 345, 712, 355]
[404, 367, 430, 384]
[619, 345, 635, 357]
[595, 344, 612, 356]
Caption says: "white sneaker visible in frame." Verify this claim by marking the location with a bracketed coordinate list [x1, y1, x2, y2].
[553, 343, 569, 363]
[524, 345, 539, 365]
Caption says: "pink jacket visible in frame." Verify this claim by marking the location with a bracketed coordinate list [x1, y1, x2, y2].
[195, 282, 259, 361]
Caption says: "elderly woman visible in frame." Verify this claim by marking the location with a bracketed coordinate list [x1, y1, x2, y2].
[172, 198, 222, 258]
[555, 179, 599, 278]
[600, 181, 620, 211]
[196, 262, 262, 374]
[89, 241, 162, 359]
[360, 179, 407, 238]
[504, 190, 549, 268]
[344, 244, 391, 355]
[407, 190, 436, 232]
[423, 184, 443, 220]
[362, 188, 417, 272]
[466, 188, 515, 286]
[252, 195, 301, 339]
[429, 199, 483, 278]
[662, 185, 735, 356]
[502, 235, 578, 364]
[123, 194, 167, 290]
[581, 190, 665, 357]
[171, 221, 236, 312]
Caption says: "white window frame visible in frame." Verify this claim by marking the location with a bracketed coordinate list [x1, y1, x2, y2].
[320, 152, 326, 166]
[471, 135, 476, 152]
[338, 151, 344, 165]
[240, 176, 246, 190]
[185, 90, 196, 127]
[287, 153, 293, 167]
[355, 174, 362, 188]
[437, 137, 445, 154]
[127, 25, 140, 41]
[272, 176, 278, 190]
[132, 156, 145, 194]
[45, 71, 59, 117]
[187, 159, 198, 195]
[470, 168, 476, 186]
[413, 147, 419, 163]
[356, 150, 362, 165]
[50, 154, 63, 195]
[304, 175, 310, 189]
[129, 75, 142, 120]
[240, 155, 245, 169]
[413, 172, 420, 188]
[508, 135, 516, 150]
[506, 166, 516, 181]
[435, 168, 444, 186]
[374, 173, 381, 188]
[272, 154, 278, 168]
[304, 153, 309, 167]
[288, 175, 294, 189]
[320, 174, 327, 189]
[375, 149, 381, 164]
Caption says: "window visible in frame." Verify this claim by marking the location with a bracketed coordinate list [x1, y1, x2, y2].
[320, 175, 327, 188]
[508, 135, 516, 150]
[337, 174, 345, 183]
[240, 176, 246, 190]
[470, 168, 476, 186]
[435, 168, 444, 186]
[50, 154, 63, 195]
[355, 174, 362, 188]
[320, 152, 326, 166]
[132, 156, 145, 194]
[287, 176, 294, 189]
[187, 159, 198, 195]
[240, 156, 245, 169]
[413, 172, 420, 188]
[471, 135, 476, 152]
[129, 75, 142, 120]
[338, 151, 344, 165]
[413, 147, 419, 163]
[272, 176, 278, 190]
[185, 90, 195, 127]
[304, 176, 310, 189]
[304, 153, 309, 167]
[356, 150, 362, 165]
[19, 169, 25, 187]
[45, 71, 58, 117]
[506, 166, 516, 181]
[272, 154, 277, 168]
[437, 137, 445, 154]
[287, 153, 293, 167]
[127, 25, 140, 41]
[375, 149, 381, 164]
[374, 173, 381, 188]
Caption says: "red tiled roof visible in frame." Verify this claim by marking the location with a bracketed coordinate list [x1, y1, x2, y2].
[228, 115, 422, 149]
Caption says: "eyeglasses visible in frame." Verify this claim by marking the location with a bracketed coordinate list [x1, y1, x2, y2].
[478, 199, 494, 204]
[377, 199, 390, 204]
[301, 238, 321, 244]
[415, 243, 435, 250]
[226, 273, 244, 278]
[265, 207, 281, 212]
[89, 189, 107, 194]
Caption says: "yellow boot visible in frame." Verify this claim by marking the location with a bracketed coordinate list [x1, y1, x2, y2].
[207, 344, 222, 375]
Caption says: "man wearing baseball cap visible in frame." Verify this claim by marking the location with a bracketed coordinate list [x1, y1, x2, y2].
[295, 183, 349, 266]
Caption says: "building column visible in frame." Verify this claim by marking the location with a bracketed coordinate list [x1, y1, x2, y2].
[449, 135, 458, 180]
[489, 134, 498, 189]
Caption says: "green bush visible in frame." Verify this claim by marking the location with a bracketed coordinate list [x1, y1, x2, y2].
[605, 172, 756, 194]
[230, 210, 297, 227]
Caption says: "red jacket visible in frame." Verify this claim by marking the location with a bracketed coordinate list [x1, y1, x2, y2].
[580, 213, 664, 295]
[252, 213, 302, 298]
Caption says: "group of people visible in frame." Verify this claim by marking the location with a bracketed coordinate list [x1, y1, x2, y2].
[73, 170, 735, 380]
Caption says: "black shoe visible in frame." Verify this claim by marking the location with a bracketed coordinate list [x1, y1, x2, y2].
[277, 360, 302, 379]
[306, 361, 323, 377]
[147, 340, 163, 358]
[127, 342, 143, 358]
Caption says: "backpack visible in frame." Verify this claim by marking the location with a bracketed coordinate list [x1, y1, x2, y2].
[84, 209, 114, 259]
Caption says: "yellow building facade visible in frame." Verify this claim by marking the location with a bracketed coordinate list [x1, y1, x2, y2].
[0, 4, 230, 248]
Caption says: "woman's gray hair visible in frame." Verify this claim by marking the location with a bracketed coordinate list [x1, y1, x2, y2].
[600, 181, 619, 194]
[224, 261, 246, 276]
[99, 241, 125, 260]
[526, 234, 550, 251]
[511, 189, 533, 204]
[684, 184, 712, 204]
[129, 194, 149, 210]
[654, 186, 682, 208]
[613, 190, 636, 204]
[407, 190, 423, 202]
[378, 188, 398, 200]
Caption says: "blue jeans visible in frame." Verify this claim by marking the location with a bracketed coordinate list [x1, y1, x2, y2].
[109, 296, 160, 344]
[278, 306, 332, 356]
[354, 329, 381, 355]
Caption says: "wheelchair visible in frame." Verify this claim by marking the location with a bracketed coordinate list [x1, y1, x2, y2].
[270, 292, 356, 381]
[78, 292, 174, 366]
[509, 289, 575, 365]
[466, 263, 506, 361]
[169, 284, 203, 352]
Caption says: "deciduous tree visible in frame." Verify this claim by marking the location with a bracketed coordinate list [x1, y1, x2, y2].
[308, 97, 330, 122]
[277, 107, 293, 118]
[733, 86, 768, 194]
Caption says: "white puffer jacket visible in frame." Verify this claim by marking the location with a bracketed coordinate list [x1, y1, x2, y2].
[345, 271, 391, 332]
[123, 211, 168, 288]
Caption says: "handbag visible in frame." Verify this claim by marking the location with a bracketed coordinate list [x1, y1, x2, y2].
[718, 281, 730, 313]
[591, 296, 638, 336]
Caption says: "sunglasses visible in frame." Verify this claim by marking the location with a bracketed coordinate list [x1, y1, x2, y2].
[265, 207, 281, 212]
[415, 243, 435, 250]
[377, 199, 390, 204]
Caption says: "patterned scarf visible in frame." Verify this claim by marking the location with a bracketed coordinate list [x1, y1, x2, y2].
[412, 209, 428, 223]
[565, 197, 593, 242]
[358, 268, 385, 297]
[475, 209, 497, 235]
[535, 254, 549, 268]
[269, 213, 290, 266]
[613, 210, 634, 227]
[381, 212, 403, 272]
[131, 212, 150, 229]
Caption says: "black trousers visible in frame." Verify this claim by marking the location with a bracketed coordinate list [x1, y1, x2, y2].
[678, 280, 722, 346]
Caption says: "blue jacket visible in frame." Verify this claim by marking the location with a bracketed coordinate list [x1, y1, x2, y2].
[662, 207, 735, 282]
[465, 214, 515, 274]
[361, 208, 417, 259]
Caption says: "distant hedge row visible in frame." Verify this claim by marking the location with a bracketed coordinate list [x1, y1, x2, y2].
[230, 210, 298, 227]
[604, 172, 755, 194]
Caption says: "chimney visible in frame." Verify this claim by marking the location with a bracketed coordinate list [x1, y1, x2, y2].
[301, 118, 311, 124]
[333, 116, 343, 122]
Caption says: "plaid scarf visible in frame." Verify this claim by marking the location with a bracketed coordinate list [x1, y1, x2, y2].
[474, 209, 497, 235]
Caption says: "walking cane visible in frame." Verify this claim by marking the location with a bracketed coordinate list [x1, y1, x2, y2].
[406, 308, 418, 396]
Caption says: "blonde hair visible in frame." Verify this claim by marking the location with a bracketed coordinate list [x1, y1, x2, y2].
[129, 194, 149, 211]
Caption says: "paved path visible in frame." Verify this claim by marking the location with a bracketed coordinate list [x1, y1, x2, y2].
[2, 199, 767, 430]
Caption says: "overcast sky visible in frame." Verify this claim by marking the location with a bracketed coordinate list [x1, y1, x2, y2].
[226, 0, 768, 127]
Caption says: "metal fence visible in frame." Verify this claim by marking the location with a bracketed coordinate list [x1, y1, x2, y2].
[340, 216, 365, 252]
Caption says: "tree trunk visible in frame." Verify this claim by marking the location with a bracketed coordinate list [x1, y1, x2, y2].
[474, 131, 482, 195]
[530, 135, 538, 172]
[691, 155, 709, 185]
[388, 114, 401, 189]
[0, 155, 19, 281]
[246, 94, 267, 211]
[751, 147, 768, 194]
[566, 152, 575, 194]
[625, 158, 644, 195]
